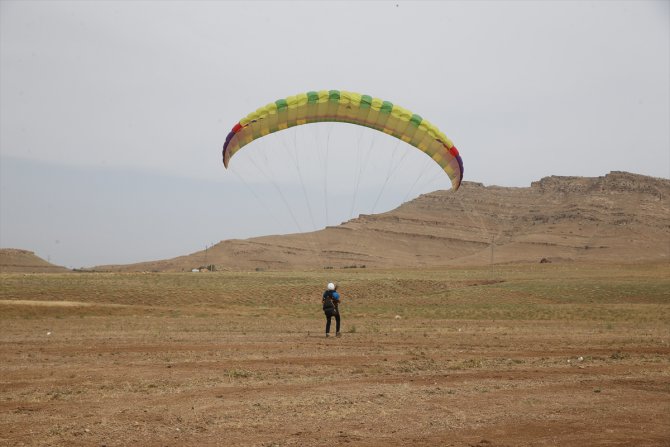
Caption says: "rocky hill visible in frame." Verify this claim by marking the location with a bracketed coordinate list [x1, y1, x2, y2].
[96, 171, 669, 272]
[0, 249, 70, 273]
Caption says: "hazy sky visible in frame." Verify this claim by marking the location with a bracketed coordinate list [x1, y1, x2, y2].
[1, 0, 668, 268]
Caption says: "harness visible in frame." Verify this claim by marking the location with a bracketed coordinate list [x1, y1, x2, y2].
[323, 290, 337, 312]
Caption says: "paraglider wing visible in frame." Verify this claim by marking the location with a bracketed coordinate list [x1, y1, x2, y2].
[222, 90, 464, 190]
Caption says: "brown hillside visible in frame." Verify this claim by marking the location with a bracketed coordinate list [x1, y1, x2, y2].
[0, 249, 70, 273]
[98, 171, 670, 272]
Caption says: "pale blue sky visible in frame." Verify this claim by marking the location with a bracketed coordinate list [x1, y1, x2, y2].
[1, 1, 668, 267]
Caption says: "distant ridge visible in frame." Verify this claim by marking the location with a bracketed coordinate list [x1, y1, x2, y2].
[0, 249, 70, 273]
[95, 171, 670, 272]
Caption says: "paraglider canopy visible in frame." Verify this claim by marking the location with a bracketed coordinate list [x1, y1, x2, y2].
[222, 90, 464, 190]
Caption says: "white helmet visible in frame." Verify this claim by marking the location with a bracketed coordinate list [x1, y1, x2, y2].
[327, 282, 335, 290]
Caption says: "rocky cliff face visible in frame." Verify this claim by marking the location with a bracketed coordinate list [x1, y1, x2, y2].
[98, 172, 670, 271]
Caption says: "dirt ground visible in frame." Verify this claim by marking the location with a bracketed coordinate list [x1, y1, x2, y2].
[1, 264, 669, 446]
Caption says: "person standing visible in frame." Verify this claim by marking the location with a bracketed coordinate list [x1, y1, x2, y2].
[322, 282, 341, 337]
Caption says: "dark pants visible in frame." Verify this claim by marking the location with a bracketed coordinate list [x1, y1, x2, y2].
[324, 308, 340, 334]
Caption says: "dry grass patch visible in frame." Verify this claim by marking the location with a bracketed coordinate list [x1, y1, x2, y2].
[1, 262, 669, 446]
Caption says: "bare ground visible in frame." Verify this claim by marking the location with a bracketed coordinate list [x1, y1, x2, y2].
[1, 264, 669, 446]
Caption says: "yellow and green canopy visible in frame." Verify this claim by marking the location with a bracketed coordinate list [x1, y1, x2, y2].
[223, 90, 463, 190]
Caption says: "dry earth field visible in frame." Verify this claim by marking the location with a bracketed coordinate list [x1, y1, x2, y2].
[1, 262, 669, 446]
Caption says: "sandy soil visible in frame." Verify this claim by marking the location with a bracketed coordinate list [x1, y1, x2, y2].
[1, 266, 669, 446]
[2, 316, 669, 446]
